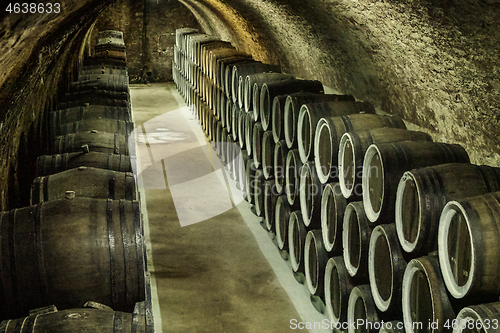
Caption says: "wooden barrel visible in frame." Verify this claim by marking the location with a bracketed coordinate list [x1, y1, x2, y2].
[247, 73, 294, 118]
[347, 285, 383, 333]
[342, 201, 372, 282]
[261, 131, 274, 180]
[264, 180, 279, 232]
[215, 55, 252, 89]
[220, 128, 229, 165]
[0, 302, 151, 332]
[208, 49, 248, 83]
[245, 159, 258, 203]
[53, 119, 134, 140]
[275, 195, 292, 251]
[237, 109, 246, 149]
[31, 167, 136, 204]
[79, 67, 128, 76]
[231, 143, 242, 184]
[304, 229, 329, 297]
[83, 57, 127, 67]
[321, 182, 348, 254]
[285, 149, 303, 206]
[95, 46, 127, 61]
[271, 95, 288, 143]
[438, 191, 500, 302]
[299, 161, 324, 228]
[36, 152, 132, 176]
[53, 132, 129, 155]
[225, 134, 234, 177]
[252, 123, 264, 168]
[362, 141, 470, 224]
[454, 301, 500, 333]
[396, 163, 500, 256]
[260, 79, 324, 132]
[231, 61, 280, 105]
[274, 140, 288, 194]
[73, 78, 128, 93]
[57, 97, 129, 109]
[238, 150, 249, 193]
[77, 73, 129, 84]
[245, 112, 256, 157]
[176, 27, 199, 50]
[60, 90, 129, 103]
[402, 255, 456, 333]
[253, 169, 266, 217]
[338, 128, 432, 200]
[220, 57, 253, 97]
[50, 106, 131, 130]
[230, 103, 239, 137]
[314, 113, 406, 184]
[324, 256, 355, 325]
[215, 121, 223, 157]
[368, 224, 407, 316]
[0, 198, 145, 318]
[288, 210, 308, 276]
[199, 41, 233, 73]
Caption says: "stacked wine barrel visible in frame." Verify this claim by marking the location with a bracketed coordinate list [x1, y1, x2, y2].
[0, 30, 154, 332]
[174, 28, 500, 333]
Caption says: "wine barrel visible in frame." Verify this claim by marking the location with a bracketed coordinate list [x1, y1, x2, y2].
[260, 79, 324, 132]
[53, 119, 134, 140]
[79, 67, 128, 76]
[0, 302, 151, 333]
[275, 195, 292, 251]
[57, 97, 129, 109]
[31, 167, 136, 204]
[368, 224, 407, 316]
[274, 140, 288, 194]
[50, 106, 131, 129]
[402, 255, 456, 333]
[225, 134, 234, 177]
[220, 57, 253, 96]
[396, 163, 500, 256]
[237, 109, 246, 148]
[245, 159, 258, 203]
[314, 113, 406, 184]
[252, 123, 264, 168]
[253, 169, 266, 217]
[347, 285, 383, 333]
[285, 149, 303, 206]
[209, 49, 248, 83]
[79, 63, 127, 72]
[238, 150, 249, 193]
[73, 78, 128, 93]
[261, 131, 274, 180]
[454, 302, 500, 333]
[231, 103, 239, 137]
[362, 141, 470, 224]
[64, 91, 129, 104]
[231, 143, 242, 183]
[83, 57, 127, 67]
[245, 112, 256, 157]
[338, 128, 432, 200]
[304, 229, 329, 297]
[53, 132, 129, 155]
[77, 73, 129, 84]
[199, 41, 233, 73]
[438, 191, 500, 302]
[215, 121, 223, 157]
[248, 73, 294, 119]
[36, 152, 132, 176]
[231, 61, 280, 105]
[271, 95, 288, 143]
[324, 256, 355, 325]
[321, 182, 348, 254]
[288, 211, 308, 276]
[299, 161, 324, 228]
[342, 201, 372, 282]
[176, 27, 199, 51]
[94, 46, 127, 61]
[264, 180, 279, 232]
[220, 128, 229, 165]
[0, 198, 145, 318]
[223, 99, 231, 129]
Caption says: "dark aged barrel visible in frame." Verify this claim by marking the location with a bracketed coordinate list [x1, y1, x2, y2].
[368, 224, 407, 316]
[438, 192, 500, 302]
[69, 78, 129, 93]
[0, 302, 151, 332]
[223, 99, 232, 129]
[95, 46, 127, 61]
[237, 109, 246, 148]
[396, 163, 500, 256]
[324, 256, 355, 325]
[231, 104, 239, 137]
[84, 57, 127, 67]
[0, 198, 145, 318]
[285, 149, 303, 206]
[304, 229, 329, 297]
[216, 54, 252, 88]
[31, 167, 136, 204]
[36, 152, 132, 176]
[347, 285, 383, 333]
[53, 119, 134, 140]
[221, 57, 253, 96]
[53, 132, 129, 155]
[343, 201, 372, 282]
[260, 79, 324, 132]
[275, 195, 292, 252]
[338, 128, 432, 200]
[50, 106, 132, 129]
[402, 255, 456, 333]
[274, 140, 288, 194]
[289, 211, 308, 276]
[321, 182, 348, 254]
[252, 123, 264, 167]
[299, 161, 324, 228]
[271, 95, 288, 143]
[248, 73, 294, 119]
[261, 131, 275, 180]
[245, 159, 258, 203]
[232, 61, 280, 105]
[264, 180, 279, 232]
[253, 169, 266, 217]
[454, 302, 500, 333]
[362, 141, 470, 224]
[79, 67, 128, 76]
[314, 113, 406, 184]
[60, 90, 129, 103]
[57, 97, 129, 109]
[245, 112, 256, 157]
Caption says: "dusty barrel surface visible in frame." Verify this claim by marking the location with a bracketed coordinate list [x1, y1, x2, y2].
[245, 72, 293, 115]
[304, 229, 329, 297]
[275, 195, 292, 251]
[402, 255, 456, 333]
[36, 152, 132, 176]
[321, 182, 348, 254]
[338, 128, 432, 200]
[324, 256, 355, 325]
[454, 302, 500, 333]
[347, 285, 382, 333]
[285, 149, 303, 206]
[288, 211, 308, 276]
[31, 167, 136, 204]
[368, 224, 407, 316]
[314, 113, 406, 184]
[299, 161, 324, 228]
[438, 191, 500, 302]
[260, 79, 324, 132]
[273, 140, 289, 194]
[252, 123, 264, 166]
[0, 198, 145, 319]
[396, 163, 500, 256]
[362, 141, 470, 224]
[53, 132, 129, 155]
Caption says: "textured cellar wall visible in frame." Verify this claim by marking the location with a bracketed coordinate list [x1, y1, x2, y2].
[178, 0, 500, 168]
[92, 0, 202, 83]
[0, 0, 112, 210]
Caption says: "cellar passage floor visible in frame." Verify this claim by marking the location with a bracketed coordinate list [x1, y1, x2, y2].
[129, 83, 328, 333]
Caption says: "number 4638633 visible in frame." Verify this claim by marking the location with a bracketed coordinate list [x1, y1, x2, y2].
[6, 3, 61, 14]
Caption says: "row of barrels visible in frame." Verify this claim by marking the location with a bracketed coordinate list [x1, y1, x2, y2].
[173, 28, 500, 332]
[1, 31, 154, 332]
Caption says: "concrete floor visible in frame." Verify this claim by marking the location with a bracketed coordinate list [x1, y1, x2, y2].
[129, 83, 331, 333]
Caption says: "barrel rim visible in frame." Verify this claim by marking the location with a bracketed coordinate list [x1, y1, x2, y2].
[288, 211, 304, 272]
[395, 171, 423, 253]
[368, 225, 394, 312]
[297, 105, 312, 164]
[338, 132, 355, 198]
[313, 118, 332, 184]
[362, 144, 385, 222]
[321, 182, 340, 252]
[304, 230, 319, 295]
